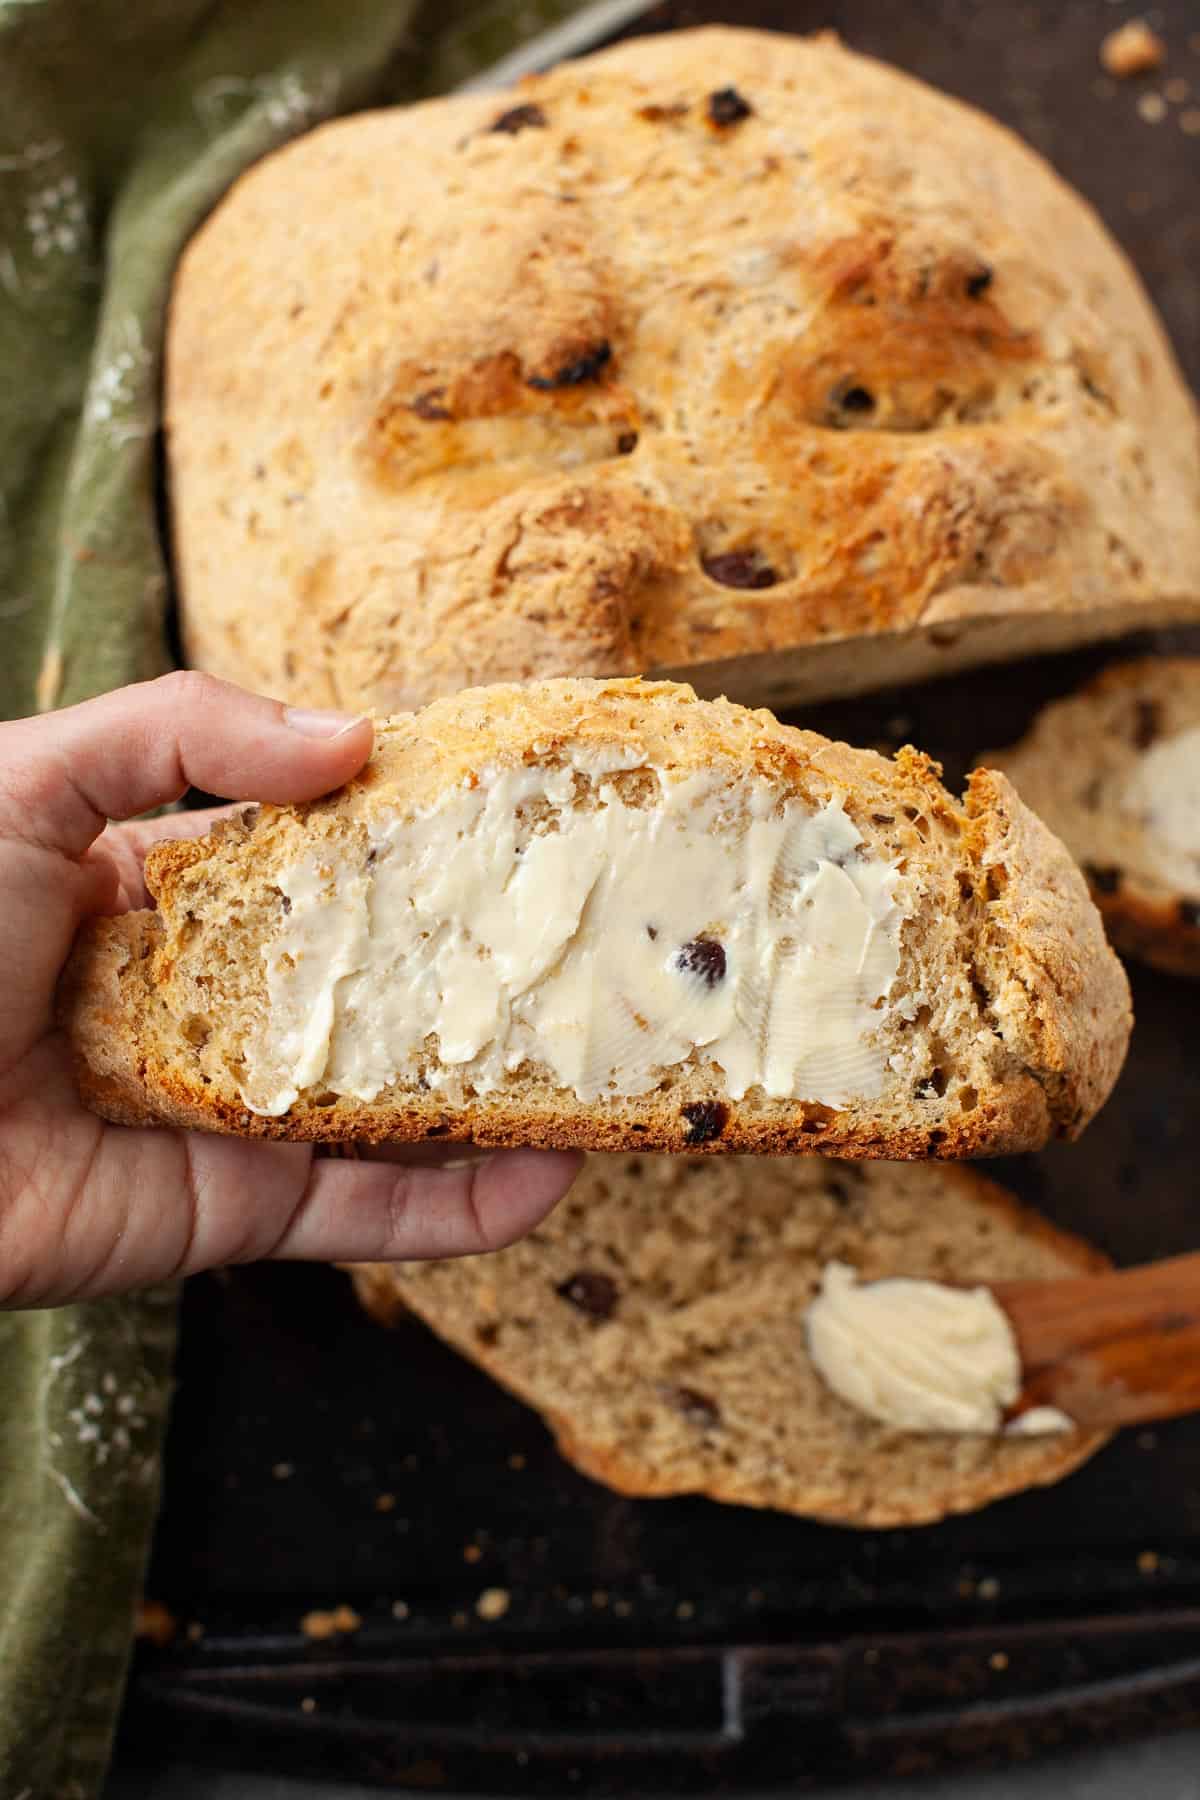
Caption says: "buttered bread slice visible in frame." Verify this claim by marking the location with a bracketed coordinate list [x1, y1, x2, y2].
[990, 657, 1200, 978]
[62, 679, 1130, 1155]
[350, 1153, 1111, 1527]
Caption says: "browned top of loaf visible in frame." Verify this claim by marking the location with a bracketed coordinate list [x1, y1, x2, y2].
[168, 26, 1200, 714]
[62, 678, 1131, 1156]
[351, 1152, 1111, 1528]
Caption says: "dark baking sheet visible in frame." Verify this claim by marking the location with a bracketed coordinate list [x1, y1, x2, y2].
[118, 1, 1200, 1789]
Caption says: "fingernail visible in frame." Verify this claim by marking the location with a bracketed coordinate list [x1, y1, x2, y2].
[284, 707, 368, 739]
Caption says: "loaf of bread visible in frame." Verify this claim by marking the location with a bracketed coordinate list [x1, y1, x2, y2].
[350, 1153, 1111, 1527]
[61, 678, 1130, 1155]
[166, 27, 1200, 718]
[990, 656, 1200, 977]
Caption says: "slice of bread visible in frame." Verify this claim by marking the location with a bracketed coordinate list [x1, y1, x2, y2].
[167, 27, 1200, 719]
[989, 657, 1200, 977]
[61, 678, 1130, 1156]
[349, 1153, 1111, 1527]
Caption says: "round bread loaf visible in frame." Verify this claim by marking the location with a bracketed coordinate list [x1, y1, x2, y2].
[167, 27, 1200, 715]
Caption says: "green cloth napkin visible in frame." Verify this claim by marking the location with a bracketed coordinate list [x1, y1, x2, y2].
[0, 1, 592, 1792]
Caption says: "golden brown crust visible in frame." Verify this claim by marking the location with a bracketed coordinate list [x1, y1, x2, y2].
[548, 1418, 1106, 1526]
[1090, 891, 1200, 980]
[988, 656, 1200, 979]
[963, 766, 1133, 1130]
[168, 28, 1200, 716]
[350, 1155, 1110, 1528]
[61, 677, 1130, 1155]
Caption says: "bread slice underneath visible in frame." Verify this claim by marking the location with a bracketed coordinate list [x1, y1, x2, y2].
[350, 1153, 1111, 1528]
[989, 657, 1200, 978]
[61, 677, 1130, 1157]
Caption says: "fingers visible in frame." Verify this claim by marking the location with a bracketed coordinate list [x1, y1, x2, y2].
[0, 671, 373, 859]
[86, 805, 244, 910]
[0, 1066, 582, 1303]
[171, 1136, 581, 1271]
[109, 804, 245, 860]
[266, 1148, 584, 1264]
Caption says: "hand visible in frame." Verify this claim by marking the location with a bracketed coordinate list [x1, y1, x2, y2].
[0, 672, 581, 1308]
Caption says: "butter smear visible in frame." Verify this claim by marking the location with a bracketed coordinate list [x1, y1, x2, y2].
[239, 754, 905, 1116]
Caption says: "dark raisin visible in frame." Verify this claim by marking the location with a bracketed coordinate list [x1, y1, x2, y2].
[646, 924, 658, 940]
[675, 938, 727, 985]
[1133, 699, 1161, 750]
[680, 1100, 729, 1145]
[555, 1270, 619, 1321]
[526, 341, 612, 390]
[827, 1178, 852, 1208]
[411, 389, 452, 421]
[706, 86, 752, 128]
[476, 1322, 499, 1347]
[1179, 899, 1200, 929]
[490, 102, 547, 135]
[280, 894, 291, 915]
[616, 430, 639, 454]
[701, 550, 778, 590]
[830, 382, 876, 420]
[965, 263, 994, 299]
[871, 812, 895, 826]
[1084, 862, 1123, 896]
[366, 848, 378, 867]
[668, 1385, 722, 1429]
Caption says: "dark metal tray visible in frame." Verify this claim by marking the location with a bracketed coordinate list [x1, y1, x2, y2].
[117, 0, 1200, 1789]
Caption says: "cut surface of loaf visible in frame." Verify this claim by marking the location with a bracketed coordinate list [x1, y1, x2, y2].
[990, 657, 1200, 977]
[350, 1154, 1111, 1527]
[167, 27, 1200, 718]
[61, 679, 1130, 1156]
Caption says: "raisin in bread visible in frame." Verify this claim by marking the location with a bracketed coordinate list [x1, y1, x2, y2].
[989, 657, 1200, 977]
[350, 1153, 1111, 1527]
[167, 27, 1200, 718]
[61, 678, 1129, 1156]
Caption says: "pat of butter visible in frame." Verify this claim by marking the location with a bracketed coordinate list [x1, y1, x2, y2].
[806, 1261, 1074, 1437]
[240, 757, 905, 1116]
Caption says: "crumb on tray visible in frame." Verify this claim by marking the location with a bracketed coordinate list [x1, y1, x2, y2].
[476, 1586, 511, 1621]
[1101, 19, 1166, 77]
[301, 1603, 362, 1640]
[134, 1599, 177, 1647]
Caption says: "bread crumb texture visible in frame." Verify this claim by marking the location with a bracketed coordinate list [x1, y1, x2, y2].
[168, 27, 1200, 716]
[350, 1152, 1111, 1527]
[60, 679, 1131, 1157]
[990, 656, 1200, 976]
